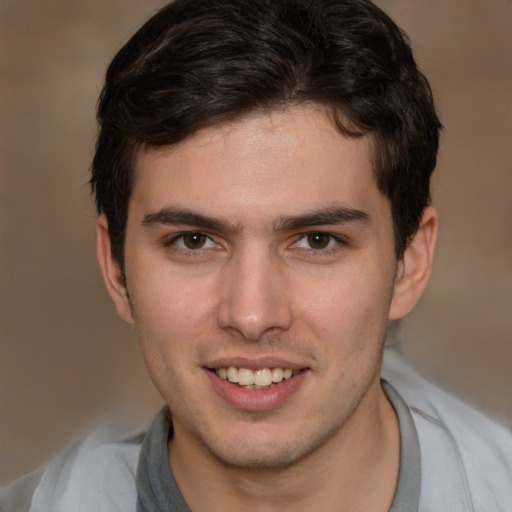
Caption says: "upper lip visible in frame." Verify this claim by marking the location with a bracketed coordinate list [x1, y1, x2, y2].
[204, 356, 309, 371]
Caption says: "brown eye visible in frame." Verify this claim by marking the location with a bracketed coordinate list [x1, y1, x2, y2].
[306, 232, 332, 249]
[181, 232, 208, 249]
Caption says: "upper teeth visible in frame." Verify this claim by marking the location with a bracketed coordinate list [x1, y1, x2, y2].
[216, 367, 295, 387]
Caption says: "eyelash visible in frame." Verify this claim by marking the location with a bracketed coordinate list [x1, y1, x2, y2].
[294, 232, 344, 250]
[164, 230, 347, 258]
[166, 232, 219, 252]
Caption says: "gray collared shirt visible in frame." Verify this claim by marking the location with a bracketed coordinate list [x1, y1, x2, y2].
[136, 380, 421, 512]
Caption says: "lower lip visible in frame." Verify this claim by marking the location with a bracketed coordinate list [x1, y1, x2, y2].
[204, 369, 309, 412]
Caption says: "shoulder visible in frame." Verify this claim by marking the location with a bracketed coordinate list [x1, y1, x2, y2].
[0, 468, 45, 512]
[382, 349, 512, 511]
[0, 425, 145, 512]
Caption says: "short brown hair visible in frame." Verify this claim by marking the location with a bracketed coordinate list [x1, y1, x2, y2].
[91, 0, 441, 269]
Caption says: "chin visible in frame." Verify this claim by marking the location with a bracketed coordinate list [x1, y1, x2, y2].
[197, 419, 343, 470]
[212, 443, 307, 470]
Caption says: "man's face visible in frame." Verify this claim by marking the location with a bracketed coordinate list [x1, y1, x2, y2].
[120, 106, 400, 468]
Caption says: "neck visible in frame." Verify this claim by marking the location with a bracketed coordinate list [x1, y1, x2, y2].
[168, 379, 399, 512]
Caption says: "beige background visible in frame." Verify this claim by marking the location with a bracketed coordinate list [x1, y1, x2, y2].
[1, 0, 511, 483]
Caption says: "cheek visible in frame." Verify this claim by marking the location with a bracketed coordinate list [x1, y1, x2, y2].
[297, 264, 393, 345]
[128, 268, 218, 368]
[130, 280, 212, 404]
[130, 255, 213, 324]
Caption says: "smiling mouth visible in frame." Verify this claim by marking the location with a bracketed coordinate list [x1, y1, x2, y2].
[210, 367, 301, 390]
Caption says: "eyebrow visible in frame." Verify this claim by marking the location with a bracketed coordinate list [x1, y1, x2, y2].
[142, 208, 240, 233]
[141, 205, 370, 233]
[274, 206, 370, 231]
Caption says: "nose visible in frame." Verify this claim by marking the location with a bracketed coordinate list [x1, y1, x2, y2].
[217, 246, 293, 341]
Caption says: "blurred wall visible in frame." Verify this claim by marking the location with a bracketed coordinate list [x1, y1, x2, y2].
[1, 0, 511, 482]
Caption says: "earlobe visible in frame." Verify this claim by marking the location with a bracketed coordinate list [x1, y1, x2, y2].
[96, 215, 134, 324]
[389, 206, 438, 321]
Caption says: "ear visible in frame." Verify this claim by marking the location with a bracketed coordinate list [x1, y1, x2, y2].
[96, 214, 134, 324]
[389, 206, 438, 321]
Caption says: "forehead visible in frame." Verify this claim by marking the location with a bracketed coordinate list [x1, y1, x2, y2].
[130, 106, 385, 225]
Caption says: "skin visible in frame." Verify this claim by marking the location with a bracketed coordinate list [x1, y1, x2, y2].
[98, 105, 437, 511]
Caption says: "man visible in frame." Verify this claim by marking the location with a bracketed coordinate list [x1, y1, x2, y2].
[1, 0, 511, 510]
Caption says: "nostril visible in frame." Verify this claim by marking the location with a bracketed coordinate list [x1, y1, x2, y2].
[216, 264, 293, 340]
[217, 301, 293, 340]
